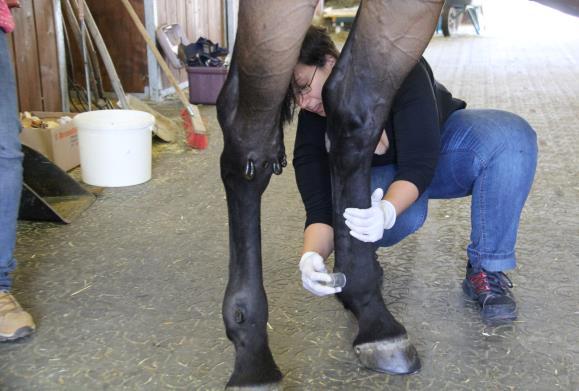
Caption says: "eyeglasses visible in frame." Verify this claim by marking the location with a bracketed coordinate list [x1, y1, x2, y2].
[293, 66, 318, 97]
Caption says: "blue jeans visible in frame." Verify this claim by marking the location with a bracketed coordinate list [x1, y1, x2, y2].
[0, 31, 23, 291]
[371, 109, 537, 272]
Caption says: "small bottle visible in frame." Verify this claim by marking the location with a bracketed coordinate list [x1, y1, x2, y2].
[321, 272, 347, 288]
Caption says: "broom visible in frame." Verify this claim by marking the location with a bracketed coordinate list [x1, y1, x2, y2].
[119, 0, 208, 149]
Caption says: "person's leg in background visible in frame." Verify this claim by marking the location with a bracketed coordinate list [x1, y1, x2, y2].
[0, 30, 35, 341]
[429, 109, 538, 324]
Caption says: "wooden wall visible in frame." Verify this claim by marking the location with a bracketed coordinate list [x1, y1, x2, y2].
[156, 0, 225, 89]
[82, 0, 225, 93]
[9, 0, 62, 112]
[85, 0, 148, 93]
[8, 0, 225, 110]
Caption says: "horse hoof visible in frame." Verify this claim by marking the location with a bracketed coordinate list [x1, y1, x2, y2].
[226, 383, 282, 391]
[354, 335, 421, 375]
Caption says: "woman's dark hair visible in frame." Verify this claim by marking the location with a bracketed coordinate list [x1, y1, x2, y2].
[279, 26, 339, 126]
[298, 25, 340, 67]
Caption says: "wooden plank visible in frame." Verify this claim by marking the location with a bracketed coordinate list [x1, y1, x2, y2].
[176, 0, 188, 81]
[155, 0, 164, 23]
[61, 0, 83, 94]
[185, 0, 195, 45]
[155, 0, 170, 87]
[199, 0, 209, 38]
[153, 0, 165, 87]
[53, 0, 70, 112]
[33, 0, 61, 111]
[85, 0, 148, 93]
[165, 0, 176, 26]
[208, 0, 223, 43]
[225, 0, 239, 50]
[82, 0, 128, 108]
[192, 0, 202, 39]
[144, 0, 162, 100]
[11, 1, 43, 111]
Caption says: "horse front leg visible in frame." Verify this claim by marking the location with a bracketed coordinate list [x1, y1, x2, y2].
[324, 0, 443, 375]
[218, 66, 288, 387]
[217, 1, 318, 388]
[220, 142, 283, 388]
[327, 107, 421, 375]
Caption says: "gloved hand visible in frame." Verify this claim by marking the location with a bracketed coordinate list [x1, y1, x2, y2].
[299, 251, 342, 296]
[343, 188, 396, 243]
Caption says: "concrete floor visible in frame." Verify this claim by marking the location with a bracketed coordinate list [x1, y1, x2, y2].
[2, 19, 579, 391]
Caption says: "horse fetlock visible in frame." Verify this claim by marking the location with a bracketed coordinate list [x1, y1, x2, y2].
[227, 335, 283, 389]
[335, 268, 383, 306]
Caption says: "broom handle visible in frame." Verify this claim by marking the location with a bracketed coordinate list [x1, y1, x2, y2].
[119, 0, 193, 115]
[78, 0, 91, 110]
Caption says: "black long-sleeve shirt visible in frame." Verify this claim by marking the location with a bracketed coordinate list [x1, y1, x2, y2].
[293, 58, 466, 228]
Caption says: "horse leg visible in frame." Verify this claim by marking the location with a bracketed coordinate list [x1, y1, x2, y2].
[323, 0, 444, 374]
[217, 1, 318, 388]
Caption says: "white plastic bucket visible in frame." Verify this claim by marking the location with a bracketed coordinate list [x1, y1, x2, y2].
[73, 110, 155, 187]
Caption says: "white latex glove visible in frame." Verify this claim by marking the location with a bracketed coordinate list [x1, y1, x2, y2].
[299, 252, 342, 296]
[343, 188, 396, 243]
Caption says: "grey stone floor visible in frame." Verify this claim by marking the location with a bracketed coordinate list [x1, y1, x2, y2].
[2, 24, 579, 391]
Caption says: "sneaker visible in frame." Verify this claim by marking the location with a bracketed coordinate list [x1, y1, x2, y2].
[0, 291, 35, 341]
[462, 266, 517, 325]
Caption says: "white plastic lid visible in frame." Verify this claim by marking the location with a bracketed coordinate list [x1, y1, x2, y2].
[73, 110, 155, 131]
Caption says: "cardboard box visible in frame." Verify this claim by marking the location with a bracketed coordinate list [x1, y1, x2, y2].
[19, 112, 80, 171]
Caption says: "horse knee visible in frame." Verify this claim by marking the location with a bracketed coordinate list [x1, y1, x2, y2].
[217, 62, 287, 185]
[327, 109, 379, 159]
